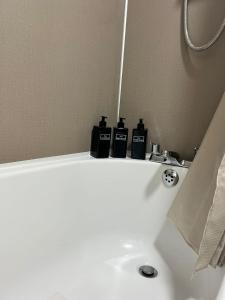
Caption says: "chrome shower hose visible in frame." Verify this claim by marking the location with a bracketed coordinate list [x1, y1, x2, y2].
[184, 0, 225, 51]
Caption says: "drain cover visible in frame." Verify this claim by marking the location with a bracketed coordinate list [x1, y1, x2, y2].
[162, 169, 179, 187]
[139, 265, 158, 278]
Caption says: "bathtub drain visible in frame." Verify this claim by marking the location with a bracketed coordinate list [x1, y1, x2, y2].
[139, 265, 158, 278]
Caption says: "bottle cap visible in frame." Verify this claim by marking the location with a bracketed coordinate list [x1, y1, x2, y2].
[137, 118, 145, 130]
[117, 117, 125, 128]
[99, 116, 107, 127]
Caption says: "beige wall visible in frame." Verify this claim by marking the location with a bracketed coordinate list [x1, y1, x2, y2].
[0, 0, 124, 163]
[120, 0, 225, 160]
[1, 0, 225, 163]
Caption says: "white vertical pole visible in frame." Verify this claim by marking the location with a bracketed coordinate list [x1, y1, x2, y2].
[117, 0, 129, 121]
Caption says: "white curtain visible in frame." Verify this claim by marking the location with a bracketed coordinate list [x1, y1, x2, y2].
[168, 92, 225, 271]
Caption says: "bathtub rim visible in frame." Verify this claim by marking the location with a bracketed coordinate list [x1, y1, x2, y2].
[0, 152, 163, 172]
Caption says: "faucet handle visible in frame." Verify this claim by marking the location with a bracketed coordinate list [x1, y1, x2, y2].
[161, 150, 182, 166]
[149, 143, 164, 162]
[151, 143, 161, 155]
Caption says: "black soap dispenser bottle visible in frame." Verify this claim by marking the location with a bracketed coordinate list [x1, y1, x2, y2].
[131, 119, 148, 160]
[111, 117, 128, 158]
[90, 116, 112, 158]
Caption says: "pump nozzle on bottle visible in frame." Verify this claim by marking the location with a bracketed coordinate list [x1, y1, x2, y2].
[137, 118, 145, 130]
[118, 117, 125, 128]
[99, 116, 107, 127]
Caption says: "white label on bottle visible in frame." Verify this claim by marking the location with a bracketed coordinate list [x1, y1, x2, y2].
[100, 134, 111, 141]
[115, 134, 127, 141]
[133, 136, 145, 143]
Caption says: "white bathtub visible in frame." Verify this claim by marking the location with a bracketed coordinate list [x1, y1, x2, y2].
[0, 153, 224, 300]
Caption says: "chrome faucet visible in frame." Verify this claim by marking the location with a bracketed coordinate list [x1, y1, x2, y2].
[149, 144, 191, 168]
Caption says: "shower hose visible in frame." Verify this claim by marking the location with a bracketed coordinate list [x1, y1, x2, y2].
[184, 0, 225, 51]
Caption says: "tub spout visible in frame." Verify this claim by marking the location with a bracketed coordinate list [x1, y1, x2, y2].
[149, 144, 191, 168]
